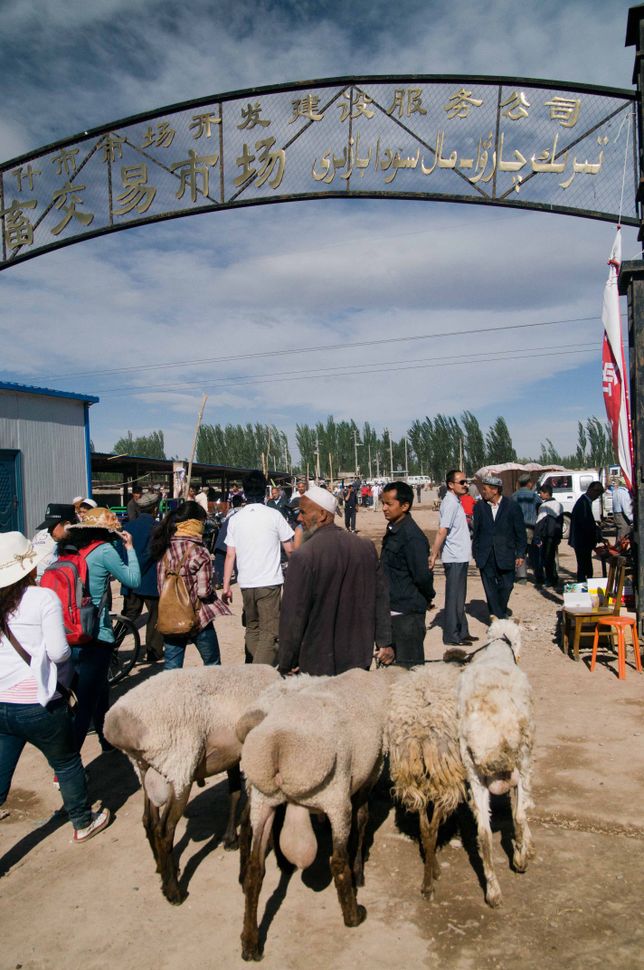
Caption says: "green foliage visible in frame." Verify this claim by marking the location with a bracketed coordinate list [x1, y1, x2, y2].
[196, 423, 290, 471]
[485, 417, 517, 464]
[537, 417, 616, 469]
[113, 430, 166, 459]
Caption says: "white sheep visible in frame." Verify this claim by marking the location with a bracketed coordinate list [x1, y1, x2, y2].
[387, 619, 535, 908]
[235, 668, 395, 962]
[386, 661, 466, 900]
[103, 663, 279, 905]
[457, 618, 535, 907]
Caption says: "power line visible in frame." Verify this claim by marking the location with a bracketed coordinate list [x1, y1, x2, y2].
[46, 314, 599, 384]
[98, 344, 596, 397]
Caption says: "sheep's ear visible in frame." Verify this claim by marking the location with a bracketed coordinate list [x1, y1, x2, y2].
[236, 708, 267, 742]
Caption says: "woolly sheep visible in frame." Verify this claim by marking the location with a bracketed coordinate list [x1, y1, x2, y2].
[457, 618, 535, 907]
[386, 661, 466, 900]
[235, 668, 395, 962]
[387, 619, 535, 908]
[103, 663, 279, 904]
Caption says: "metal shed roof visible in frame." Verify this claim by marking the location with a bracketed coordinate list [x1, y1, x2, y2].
[0, 381, 99, 404]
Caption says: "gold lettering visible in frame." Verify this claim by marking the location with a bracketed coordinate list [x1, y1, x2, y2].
[1, 198, 37, 248]
[50, 182, 94, 236]
[112, 163, 157, 215]
[171, 150, 219, 202]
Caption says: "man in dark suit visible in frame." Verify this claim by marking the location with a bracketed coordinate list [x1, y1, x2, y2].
[472, 474, 527, 620]
[568, 481, 604, 582]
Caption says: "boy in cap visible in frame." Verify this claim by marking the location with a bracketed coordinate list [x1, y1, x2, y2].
[31, 503, 77, 579]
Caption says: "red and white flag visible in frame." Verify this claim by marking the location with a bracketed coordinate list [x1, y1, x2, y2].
[601, 227, 633, 490]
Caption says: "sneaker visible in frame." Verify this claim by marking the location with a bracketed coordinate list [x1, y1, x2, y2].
[73, 807, 111, 844]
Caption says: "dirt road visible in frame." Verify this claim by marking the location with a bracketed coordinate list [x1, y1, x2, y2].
[2, 503, 643, 970]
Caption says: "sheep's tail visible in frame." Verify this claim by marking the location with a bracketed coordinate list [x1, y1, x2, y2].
[389, 737, 466, 815]
[241, 723, 336, 800]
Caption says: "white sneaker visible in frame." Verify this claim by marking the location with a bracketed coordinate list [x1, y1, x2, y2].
[73, 807, 111, 844]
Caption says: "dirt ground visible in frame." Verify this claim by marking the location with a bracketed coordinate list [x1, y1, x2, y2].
[1, 500, 643, 970]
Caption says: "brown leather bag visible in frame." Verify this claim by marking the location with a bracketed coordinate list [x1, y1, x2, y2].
[156, 551, 199, 636]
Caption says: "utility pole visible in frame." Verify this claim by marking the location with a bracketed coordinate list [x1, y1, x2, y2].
[315, 432, 321, 482]
[368, 442, 372, 479]
[353, 429, 360, 477]
[376, 451, 381, 478]
[404, 437, 409, 480]
[386, 429, 394, 480]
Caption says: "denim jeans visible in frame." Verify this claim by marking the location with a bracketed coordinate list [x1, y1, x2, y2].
[0, 699, 92, 829]
[70, 640, 113, 751]
[164, 623, 221, 670]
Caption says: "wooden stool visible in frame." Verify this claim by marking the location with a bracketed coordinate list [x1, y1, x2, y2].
[590, 616, 642, 680]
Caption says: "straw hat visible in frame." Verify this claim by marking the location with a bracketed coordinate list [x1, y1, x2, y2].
[0, 532, 43, 589]
[67, 507, 123, 533]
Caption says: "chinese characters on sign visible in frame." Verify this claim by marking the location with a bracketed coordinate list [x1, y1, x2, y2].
[0, 81, 635, 263]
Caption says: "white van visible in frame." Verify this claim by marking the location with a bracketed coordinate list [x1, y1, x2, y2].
[534, 469, 604, 538]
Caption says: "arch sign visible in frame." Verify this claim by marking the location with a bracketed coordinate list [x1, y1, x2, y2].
[0, 75, 637, 270]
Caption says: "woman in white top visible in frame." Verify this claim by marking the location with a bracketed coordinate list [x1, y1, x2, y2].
[0, 532, 110, 843]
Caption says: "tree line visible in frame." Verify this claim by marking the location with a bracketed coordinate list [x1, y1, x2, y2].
[109, 414, 615, 479]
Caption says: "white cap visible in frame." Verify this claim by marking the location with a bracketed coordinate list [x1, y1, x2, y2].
[303, 484, 337, 515]
[81, 498, 98, 508]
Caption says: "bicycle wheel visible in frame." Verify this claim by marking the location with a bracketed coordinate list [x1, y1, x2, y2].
[108, 615, 141, 685]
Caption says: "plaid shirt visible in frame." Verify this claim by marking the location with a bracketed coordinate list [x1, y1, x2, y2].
[157, 536, 230, 630]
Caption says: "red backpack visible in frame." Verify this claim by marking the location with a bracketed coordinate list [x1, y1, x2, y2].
[41, 541, 108, 644]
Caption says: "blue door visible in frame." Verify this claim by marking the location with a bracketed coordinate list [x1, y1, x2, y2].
[0, 450, 23, 533]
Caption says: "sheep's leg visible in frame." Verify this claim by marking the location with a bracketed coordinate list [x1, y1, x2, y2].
[418, 805, 443, 900]
[468, 776, 502, 908]
[142, 790, 161, 871]
[511, 760, 534, 873]
[330, 807, 367, 928]
[223, 779, 242, 851]
[241, 796, 275, 962]
[238, 801, 252, 885]
[157, 785, 193, 905]
[351, 797, 369, 888]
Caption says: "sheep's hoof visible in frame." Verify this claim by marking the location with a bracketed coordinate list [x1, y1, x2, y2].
[224, 834, 239, 852]
[512, 852, 528, 873]
[346, 904, 367, 927]
[420, 884, 435, 901]
[163, 885, 186, 906]
[485, 886, 502, 908]
[241, 941, 263, 962]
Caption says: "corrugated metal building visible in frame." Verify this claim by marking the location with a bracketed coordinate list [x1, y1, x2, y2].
[0, 382, 98, 536]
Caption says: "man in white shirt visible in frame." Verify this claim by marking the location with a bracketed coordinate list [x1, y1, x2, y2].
[612, 478, 633, 540]
[223, 470, 294, 665]
[429, 470, 476, 646]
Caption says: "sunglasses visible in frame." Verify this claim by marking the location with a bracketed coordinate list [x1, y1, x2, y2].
[455, 479, 468, 485]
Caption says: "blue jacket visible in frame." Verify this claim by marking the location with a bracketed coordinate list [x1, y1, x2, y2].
[512, 487, 542, 527]
[120, 514, 159, 598]
[472, 497, 527, 571]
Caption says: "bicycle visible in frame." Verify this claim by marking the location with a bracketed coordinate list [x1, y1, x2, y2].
[108, 613, 142, 685]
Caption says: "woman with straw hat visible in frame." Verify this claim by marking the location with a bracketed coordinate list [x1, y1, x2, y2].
[0, 532, 110, 842]
[61, 507, 141, 752]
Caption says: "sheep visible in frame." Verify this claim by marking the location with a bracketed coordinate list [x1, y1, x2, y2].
[235, 667, 395, 962]
[457, 618, 535, 907]
[386, 661, 467, 901]
[103, 663, 279, 905]
[386, 619, 535, 908]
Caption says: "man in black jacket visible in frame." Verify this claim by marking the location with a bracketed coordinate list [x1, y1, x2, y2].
[278, 485, 393, 675]
[380, 481, 435, 666]
[472, 474, 527, 621]
[568, 481, 604, 581]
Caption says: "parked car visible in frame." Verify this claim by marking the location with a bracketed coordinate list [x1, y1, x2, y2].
[534, 469, 606, 538]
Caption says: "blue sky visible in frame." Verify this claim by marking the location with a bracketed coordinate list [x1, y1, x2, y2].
[0, 0, 639, 462]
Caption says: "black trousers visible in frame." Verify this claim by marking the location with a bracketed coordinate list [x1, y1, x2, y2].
[479, 556, 515, 620]
[391, 612, 426, 666]
[574, 546, 594, 583]
[344, 507, 356, 531]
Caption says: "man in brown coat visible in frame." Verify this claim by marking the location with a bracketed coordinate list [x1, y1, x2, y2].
[278, 485, 393, 675]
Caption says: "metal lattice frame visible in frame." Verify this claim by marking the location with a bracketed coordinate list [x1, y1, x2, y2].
[0, 74, 637, 270]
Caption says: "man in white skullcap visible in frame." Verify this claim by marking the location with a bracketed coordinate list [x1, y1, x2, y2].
[278, 484, 394, 676]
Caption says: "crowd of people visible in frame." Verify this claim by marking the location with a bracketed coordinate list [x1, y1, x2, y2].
[0, 465, 630, 848]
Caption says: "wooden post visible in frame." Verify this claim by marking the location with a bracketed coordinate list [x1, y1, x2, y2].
[184, 394, 207, 499]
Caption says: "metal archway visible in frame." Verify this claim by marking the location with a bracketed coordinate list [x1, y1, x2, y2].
[0, 74, 637, 270]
